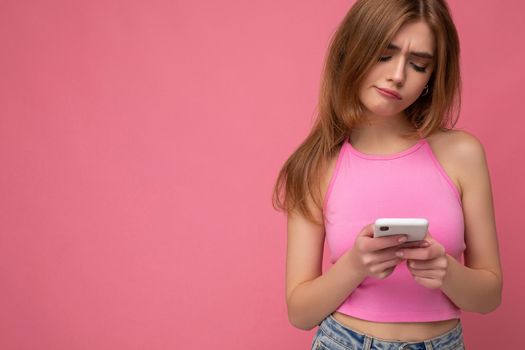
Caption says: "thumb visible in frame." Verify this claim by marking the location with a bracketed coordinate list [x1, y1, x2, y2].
[359, 223, 375, 238]
[423, 230, 434, 243]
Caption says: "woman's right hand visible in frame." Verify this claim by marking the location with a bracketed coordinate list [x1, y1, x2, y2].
[348, 222, 430, 280]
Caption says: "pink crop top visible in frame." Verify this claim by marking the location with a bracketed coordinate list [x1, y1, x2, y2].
[323, 136, 466, 322]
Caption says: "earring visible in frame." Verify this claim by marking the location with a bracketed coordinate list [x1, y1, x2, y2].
[421, 85, 429, 96]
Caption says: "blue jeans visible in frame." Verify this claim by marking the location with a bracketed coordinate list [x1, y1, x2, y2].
[311, 314, 465, 350]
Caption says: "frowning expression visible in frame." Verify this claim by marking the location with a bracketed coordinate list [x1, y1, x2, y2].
[359, 20, 436, 118]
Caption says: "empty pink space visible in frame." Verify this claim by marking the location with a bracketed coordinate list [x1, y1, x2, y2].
[0, 0, 523, 349]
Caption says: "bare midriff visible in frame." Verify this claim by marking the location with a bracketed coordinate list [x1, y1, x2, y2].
[332, 311, 459, 342]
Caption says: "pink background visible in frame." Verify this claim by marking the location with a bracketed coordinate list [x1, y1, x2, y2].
[0, 0, 523, 348]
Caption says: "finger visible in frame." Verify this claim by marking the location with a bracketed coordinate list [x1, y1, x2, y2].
[358, 223, 376, 237]
[372, 257, 403, 275]
[410, 269, 444, 279]
[413, 276, 442, 289]
[398, 240, 431, 249]
[407, 260, 422, 269]
[375, 248, 408, 264]
[366, 234, 409, 252]
[395, 247, 431, 260]
[382, 241, 429, 256]
[407, 258, 447, 270]
[407, 260, 430, 270]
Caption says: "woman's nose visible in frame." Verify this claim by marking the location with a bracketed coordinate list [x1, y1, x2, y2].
[389, 58, 406, 86]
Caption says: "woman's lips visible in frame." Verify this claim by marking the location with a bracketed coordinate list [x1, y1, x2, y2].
[375, 87, 402, 100]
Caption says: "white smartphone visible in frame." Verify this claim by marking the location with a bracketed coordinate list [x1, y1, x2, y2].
[373, 218, 428, 242]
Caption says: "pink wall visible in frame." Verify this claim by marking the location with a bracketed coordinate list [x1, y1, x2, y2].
[0, 0, 523, 348]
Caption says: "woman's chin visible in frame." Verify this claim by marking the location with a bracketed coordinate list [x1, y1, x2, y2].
[366, 109, 402, 118]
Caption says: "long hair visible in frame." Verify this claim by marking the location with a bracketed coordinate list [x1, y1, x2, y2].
[272, 0, 461, 225]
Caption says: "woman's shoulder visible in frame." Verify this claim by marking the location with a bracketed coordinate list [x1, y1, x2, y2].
[426, 129, 487, 200]
[426, 129, 485, 160]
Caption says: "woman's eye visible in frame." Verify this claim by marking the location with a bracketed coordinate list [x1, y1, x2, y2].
[378, 56, 427, 73]
[411, 63, 427, 73]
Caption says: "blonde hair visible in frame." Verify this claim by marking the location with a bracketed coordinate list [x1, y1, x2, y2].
[272, 0, 461, 225]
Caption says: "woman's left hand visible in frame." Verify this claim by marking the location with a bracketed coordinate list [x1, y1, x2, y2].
[395, 232, 449, 290]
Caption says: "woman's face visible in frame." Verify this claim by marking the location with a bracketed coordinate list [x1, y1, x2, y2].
[358, 20, 435, 120]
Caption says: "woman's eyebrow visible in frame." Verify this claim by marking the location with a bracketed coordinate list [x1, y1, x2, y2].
[387, 43, 434, 60]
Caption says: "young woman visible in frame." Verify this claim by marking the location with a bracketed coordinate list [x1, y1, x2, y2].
[272, 0, 503, 349]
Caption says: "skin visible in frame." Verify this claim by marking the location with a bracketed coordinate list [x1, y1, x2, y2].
[351, 20, 436, 152]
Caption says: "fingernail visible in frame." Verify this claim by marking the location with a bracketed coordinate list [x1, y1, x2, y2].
[395, 251, 404, 257]
[398, 236, 407, 243]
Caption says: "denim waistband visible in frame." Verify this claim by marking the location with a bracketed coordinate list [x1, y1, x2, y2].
[319, 314, 463, 350]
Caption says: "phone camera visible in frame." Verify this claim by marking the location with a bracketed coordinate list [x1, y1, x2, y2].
[379, 226, 389, 231]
